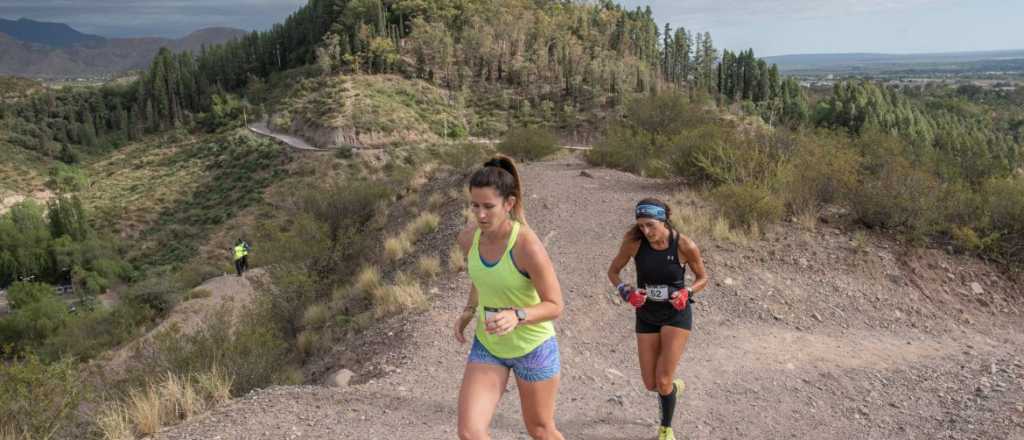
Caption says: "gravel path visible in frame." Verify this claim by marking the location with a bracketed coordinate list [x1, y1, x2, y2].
[158, 154, 1024, 440]
[248, 122, 321, 151]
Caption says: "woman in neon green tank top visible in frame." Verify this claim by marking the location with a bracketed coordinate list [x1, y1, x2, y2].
[453, 155, 566, 440]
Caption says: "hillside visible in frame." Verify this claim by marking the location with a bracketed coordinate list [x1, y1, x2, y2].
[155, 154, 1024, 439]
[0, 17, 104, 48]
[0, 25, 246, 78]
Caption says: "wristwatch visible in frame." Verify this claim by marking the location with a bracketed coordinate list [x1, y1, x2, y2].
[515, 308, 527, 322]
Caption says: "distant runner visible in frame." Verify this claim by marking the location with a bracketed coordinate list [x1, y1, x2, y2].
[233, 238, 251, 276]
[607, 198, 709, 440]
[453, 155, 566, 440]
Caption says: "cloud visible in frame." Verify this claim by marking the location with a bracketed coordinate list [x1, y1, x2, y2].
[0, 0, 306, 37]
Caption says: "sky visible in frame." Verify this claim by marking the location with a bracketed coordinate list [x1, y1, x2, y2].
[1, 0, 1022, 55]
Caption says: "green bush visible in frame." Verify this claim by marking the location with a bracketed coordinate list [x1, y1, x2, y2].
[0, 293, 68, 355]
[498, 126, 559, 162]
[439, 142, 490, 174]
[122, 270, 183, 316]
[39, 301, 153, 362]
[711, 183, 784, 229]
[981, 176, 1024, 262]
[846, 156, 943, 239]
[6, 281, 53, 310]
[775, 132, 860, 213]
[46, 164, 88, 193]
[0, 355, 85, 439]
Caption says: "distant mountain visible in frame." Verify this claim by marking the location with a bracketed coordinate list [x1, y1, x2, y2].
[0, 20, 247, 78]
[0, 17, 105, 48]
[765, 49, 1024, 72]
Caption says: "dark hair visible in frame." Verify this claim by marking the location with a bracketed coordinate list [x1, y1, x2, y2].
[469, 154, 526, 223]
[628, 197, 672, 241]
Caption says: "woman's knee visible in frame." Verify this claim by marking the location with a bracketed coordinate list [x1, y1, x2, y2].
[656, 376, 674, 394]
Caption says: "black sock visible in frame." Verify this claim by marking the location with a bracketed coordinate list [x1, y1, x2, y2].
[659, 383, 677, 427]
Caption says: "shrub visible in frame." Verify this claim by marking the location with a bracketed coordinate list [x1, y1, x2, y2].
[302, 304, 330, 328]
[775, 133, 860, 214]
[846, 155, 943, 239]
[448, 243, 466, 272]
[6, 281, 53, 310]
[384, 236, 412, 261]
[710, 183, 784, 229]
[498, 126, 559, 161]
[369, 272, 427, 317]
[415, 255, 442, 279]
[122, 270, 182, 316]
[981, 176, 1024, 262]
[0, 355, 85, 439]
[139, 304, 289, 397]
[176, 260, 223, 289]
[405, 212, 440, 242]
[0, 293, 69, 354]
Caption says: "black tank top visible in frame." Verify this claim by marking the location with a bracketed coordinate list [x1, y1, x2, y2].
[634, 230, 687, 322]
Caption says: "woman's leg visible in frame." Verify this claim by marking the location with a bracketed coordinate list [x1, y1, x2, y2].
[517, 374, 564, 440]
[457, 362, 509, 440]
[654, 326, 690, 394]
[637, 332, 661, 392]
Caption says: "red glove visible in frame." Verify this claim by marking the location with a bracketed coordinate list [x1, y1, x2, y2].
[670, 288, 690, 311]
[627, 289, 647, 308]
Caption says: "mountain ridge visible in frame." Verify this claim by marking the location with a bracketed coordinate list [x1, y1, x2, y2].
[0, 20, 246, 77]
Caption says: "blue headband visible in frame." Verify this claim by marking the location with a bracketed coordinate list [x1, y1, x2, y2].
[635, 203, 667, 221]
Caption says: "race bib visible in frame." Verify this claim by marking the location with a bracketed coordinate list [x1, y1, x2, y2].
[645, 285, 671, 301]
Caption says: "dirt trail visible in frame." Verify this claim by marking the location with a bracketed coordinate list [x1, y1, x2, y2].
[158, 155, 1024, 439]
[248, 122, 322, 151]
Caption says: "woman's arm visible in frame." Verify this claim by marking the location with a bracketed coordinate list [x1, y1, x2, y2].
[514, 227, 563, 325]
[678, 234, 709, 294]
[454, 226, 478, 343]
[608, 232, 640, 288]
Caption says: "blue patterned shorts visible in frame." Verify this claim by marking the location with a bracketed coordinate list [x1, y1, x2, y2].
[468, 336, 560, 382]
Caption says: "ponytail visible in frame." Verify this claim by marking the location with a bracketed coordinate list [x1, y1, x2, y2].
[469, 154, 526, 223]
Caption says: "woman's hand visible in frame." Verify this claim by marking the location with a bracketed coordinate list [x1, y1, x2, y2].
[485, 309, 518, 336]
[454, 309, 474, 344]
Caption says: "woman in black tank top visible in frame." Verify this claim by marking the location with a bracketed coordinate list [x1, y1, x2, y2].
[606, 198, 709, 440]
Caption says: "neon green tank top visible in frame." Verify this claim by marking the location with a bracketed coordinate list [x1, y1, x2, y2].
[468, 221, 556, 358]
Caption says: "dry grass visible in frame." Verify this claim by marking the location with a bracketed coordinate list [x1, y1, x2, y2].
[354, 266, 383, 293]
[427, 192, 446, 211]
[195, 366, 232, 406]
[448, 243, 466, 272]
[302, 303, 330, 328]
[793, 207, 819, 231]
[0, 425, 22, 440]
[384, 235, 412, 261]
[296, 330, 320, 357]
[370, 272, 427, 317]
[415, 255, 442, 279]
[406, 212, 440, 242]
[184, 288, 213, 301]
[95, 404, 133, 440]
[112, 367, 235, 438]
[670, 194, 750, 245]
[126, 385, 162, 436]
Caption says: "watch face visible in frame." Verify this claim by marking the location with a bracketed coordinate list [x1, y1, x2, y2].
[516, 309, 526, 320]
